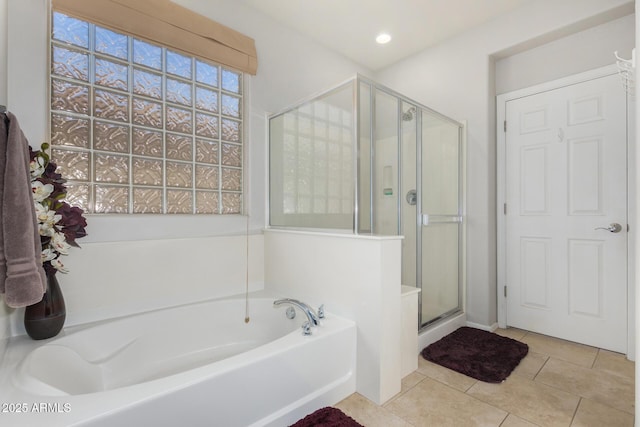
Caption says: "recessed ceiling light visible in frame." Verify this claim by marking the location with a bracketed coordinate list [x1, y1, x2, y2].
[376, 33, 391, 44]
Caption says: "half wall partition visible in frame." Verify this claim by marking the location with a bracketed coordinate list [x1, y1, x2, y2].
[269, 75, 464, 329]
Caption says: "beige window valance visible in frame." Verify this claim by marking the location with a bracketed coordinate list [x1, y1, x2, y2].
[52, 0, 258, 75]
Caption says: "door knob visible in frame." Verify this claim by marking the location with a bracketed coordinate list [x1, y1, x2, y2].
[594, 223, 623, 233]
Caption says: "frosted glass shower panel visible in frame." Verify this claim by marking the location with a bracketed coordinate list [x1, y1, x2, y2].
[420, 109, 462, 325]
[373, 90, 399, 236]
[358, 82, 372, 233]
[270, 83, 355, 228]
[401, 102, 418, 288]
[422, 111, 460, 215]
[421, 223, 460, 322]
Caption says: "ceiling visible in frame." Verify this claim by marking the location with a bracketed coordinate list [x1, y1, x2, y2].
[239, 0, 534, 71]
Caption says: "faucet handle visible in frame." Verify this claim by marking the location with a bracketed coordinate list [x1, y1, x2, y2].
[317, 304, 325, 319]
[301, 321, 312, 335]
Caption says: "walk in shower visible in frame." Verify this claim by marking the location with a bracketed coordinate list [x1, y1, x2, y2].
[269, 75, 464, 329]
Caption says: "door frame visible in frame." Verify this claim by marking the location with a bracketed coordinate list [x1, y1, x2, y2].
[496, 64, 636, 358]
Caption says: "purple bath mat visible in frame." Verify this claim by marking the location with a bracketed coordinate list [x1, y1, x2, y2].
[421, 326, 528, 383]
[290, 407, 364, 427]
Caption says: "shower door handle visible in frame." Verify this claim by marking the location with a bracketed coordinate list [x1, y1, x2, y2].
[421, 215, 463, 226]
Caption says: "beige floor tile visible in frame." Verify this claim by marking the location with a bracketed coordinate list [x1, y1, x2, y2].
[520, 332, 598, 368]
[400, 370, 426, 393]
[467, 373, 579, 427]
[500, 413, 540, 427]
[416, 357, 477, 392]
[384, 371, 428, 407]
[495, 327, 528, 341]
[335, 331, 634, 427]
[592, 349, 635, 380]
[570, 398, 634, 427]
[386, 378, 507, 427]
[535, 358, 634, 415]
[335, 393, 412, 427]
[511, 351, 549, 380]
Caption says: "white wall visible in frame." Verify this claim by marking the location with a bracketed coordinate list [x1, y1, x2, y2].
[264, 230, 402, 405]
[10, 235, 265, 336]
[1, 0, 371, 336]
[375, 0, 634, 327]
[496, 14, 635, 94]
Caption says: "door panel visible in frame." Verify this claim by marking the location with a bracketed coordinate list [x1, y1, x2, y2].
[520, 237, 551, 309]
[505, 74, 627, 352]
[568, 239, 603, 317]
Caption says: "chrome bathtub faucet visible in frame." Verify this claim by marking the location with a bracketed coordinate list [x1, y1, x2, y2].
[273, 298, 323, 335]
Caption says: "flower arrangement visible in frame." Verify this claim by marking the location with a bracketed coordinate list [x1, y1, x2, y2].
[29, 143, 87, 276]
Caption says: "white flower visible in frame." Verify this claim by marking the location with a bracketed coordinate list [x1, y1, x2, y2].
[35, 202, 61, 226]
[30, 157, 45, 179]
[41, 248, 56, 263]
[38, 221, 56, 237]
[50, 257, 69, 274]
[34, 201, 47, 218]
[51, 232, 71, 255]
[32, 181, 54, 202]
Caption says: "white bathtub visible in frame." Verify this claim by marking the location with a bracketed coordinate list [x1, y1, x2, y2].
[0, 295, 357, 426]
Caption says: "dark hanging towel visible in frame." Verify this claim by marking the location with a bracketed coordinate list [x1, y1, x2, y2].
[0, 110, 47, 307]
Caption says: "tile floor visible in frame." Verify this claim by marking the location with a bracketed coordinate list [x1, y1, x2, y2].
[335, 328, 635, 427]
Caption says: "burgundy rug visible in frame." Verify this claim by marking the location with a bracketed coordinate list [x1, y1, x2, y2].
[421, 326, 528, 383]
[290, 407, 364, 427]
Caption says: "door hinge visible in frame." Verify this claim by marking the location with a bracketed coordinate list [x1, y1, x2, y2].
[504, 286, 507, 298]
[504, 120, 507, 132]
[503, 203, 507, 215]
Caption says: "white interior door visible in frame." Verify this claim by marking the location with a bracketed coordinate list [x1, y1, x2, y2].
[504, 73, 627, 353]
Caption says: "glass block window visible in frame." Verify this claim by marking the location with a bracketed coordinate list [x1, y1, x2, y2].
[50, 11, 243, 214]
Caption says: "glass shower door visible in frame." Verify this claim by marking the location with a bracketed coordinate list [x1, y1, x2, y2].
[419, 110, 462, 326]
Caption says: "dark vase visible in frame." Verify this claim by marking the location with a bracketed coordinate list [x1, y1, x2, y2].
[24, 272, 66, 340]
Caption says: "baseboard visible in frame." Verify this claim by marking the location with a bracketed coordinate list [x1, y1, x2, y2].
[417, 313, 466, 351]
[466, 321, 498, 332]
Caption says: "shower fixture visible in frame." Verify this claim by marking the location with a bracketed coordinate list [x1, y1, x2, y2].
[405, 189, 417, 206]
[402, 106, 416, 121]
